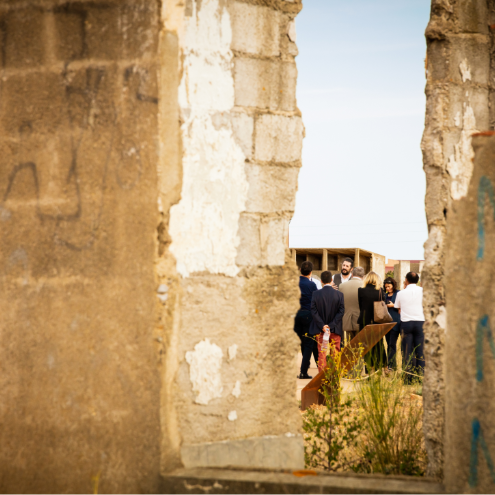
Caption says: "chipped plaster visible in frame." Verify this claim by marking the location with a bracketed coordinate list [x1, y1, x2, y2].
[447, 104, 478, 200]
[169, 0, 248, 277]
[185, 339, 223, 405]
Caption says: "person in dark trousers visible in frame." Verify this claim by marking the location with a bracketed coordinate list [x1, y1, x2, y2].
[383, 277, 401, 370]
[294, 261, 319, 379]
[309, 270, 345, 372]
[358, 271, 387, 371]
[394, 272, 425, 384]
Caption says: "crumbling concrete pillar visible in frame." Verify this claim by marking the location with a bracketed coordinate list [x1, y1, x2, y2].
[394, 260, 411, 288]
[0, 1, 164, 492]
[162, 0, 304, 473]
[422, 0, 493, 478]
[322, 248, 328, 271]
[443, 133, 495, 492]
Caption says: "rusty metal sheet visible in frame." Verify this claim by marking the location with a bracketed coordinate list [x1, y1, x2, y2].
[300, 323, 397, 411]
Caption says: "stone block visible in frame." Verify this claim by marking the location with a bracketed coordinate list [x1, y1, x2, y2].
[234, 58, 297, 111]
[457, 0, 489, 35]
[427, 40, 448, 82]
[3, 9, 46, 68]
[245, 163, 298, 213]
[122, 6, 159, 60]
[261, 216, 288, 266]
[230, 2, 281, 57]
[0, 72, 67, 136]
[448, 35, 490, 85]
[231, 112, 254, 158]
[85, 5, 123, 60]
[54, 8, 85, 61]
[446, 85, 489, 131]
[236, 214, 261, 266]
[254, 115, 303, 163]
[181, 435, 304, 470]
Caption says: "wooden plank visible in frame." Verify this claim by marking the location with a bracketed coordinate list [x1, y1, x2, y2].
[301, 323, 397, 411]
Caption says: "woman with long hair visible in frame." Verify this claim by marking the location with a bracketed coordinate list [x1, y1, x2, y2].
[358, 271, 386, 370]
[383, 276, 401, 370]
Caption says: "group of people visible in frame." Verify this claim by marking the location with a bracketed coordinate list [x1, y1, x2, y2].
[293, 257, 425, 383]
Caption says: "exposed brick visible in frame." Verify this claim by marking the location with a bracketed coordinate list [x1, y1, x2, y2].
[254, 114, 303, 163]
[245, 163, 298, 213]
[4, 9, 46, 68]
[234, 58, 297, 111]
[230, 2, 281, 57]
[231, 112, 254, 158]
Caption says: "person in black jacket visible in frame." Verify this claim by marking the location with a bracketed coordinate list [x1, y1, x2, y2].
[309, 270, 345, 372]
[358, 271, 386, 371]
[294, 261, 319, 379]
[383, 277, 401, 370]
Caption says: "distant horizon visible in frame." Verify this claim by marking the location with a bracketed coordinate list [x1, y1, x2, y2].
[289, 0, 430, 261]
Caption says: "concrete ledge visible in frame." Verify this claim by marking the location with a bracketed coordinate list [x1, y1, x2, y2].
[162, 468, 445, 494]
[181, 435, 304, 470]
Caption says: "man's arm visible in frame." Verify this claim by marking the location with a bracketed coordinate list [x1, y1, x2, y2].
[311, 294, 326, 332]
[329, 293, 345, 332]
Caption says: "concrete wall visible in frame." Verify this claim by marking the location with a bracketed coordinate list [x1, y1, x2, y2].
[0, 1, 163, 492]
[0, 0, 304, 491]
[422, 0, 494, 478]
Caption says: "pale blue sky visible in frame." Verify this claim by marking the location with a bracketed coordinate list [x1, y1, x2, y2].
[289, 0, 431, 261]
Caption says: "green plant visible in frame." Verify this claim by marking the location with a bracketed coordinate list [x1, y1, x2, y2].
[302, 344, 364, 471]
[385, 271, 395, 279]
[353, 372, 426, 476]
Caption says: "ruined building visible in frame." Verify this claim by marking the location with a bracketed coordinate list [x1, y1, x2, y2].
[0, 0, 494, 493]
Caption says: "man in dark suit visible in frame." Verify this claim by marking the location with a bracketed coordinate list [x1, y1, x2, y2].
[309, 270, 345, 372]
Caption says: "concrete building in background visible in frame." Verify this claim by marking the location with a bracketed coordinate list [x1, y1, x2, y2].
[291, 248, 386, 281]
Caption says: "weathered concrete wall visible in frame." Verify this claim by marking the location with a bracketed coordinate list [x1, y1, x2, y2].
[443, 133, 495, 492]
[422, 0, 493, 478]
[0, 1, 165, 492]
[0, 0, 305, 488]
[162, 0, 305, 470]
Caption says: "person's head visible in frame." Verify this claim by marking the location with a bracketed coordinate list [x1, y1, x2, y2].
[300, 261, 313, 277]
[405, 272, 420, 286]
[341, 257, 354, 275]
[383, 277, 397, 293]
[321, 270, 333, 285]
[363, 271, 383, 290]
[352, 266, 365, 279]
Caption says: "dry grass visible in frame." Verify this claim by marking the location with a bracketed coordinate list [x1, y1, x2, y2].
[302, 371, 426, 476]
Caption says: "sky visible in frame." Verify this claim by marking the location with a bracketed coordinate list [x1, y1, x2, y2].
[289, 0, 432, 261]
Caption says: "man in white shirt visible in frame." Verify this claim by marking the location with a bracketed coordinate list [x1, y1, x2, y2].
[394, 272, 425, 383]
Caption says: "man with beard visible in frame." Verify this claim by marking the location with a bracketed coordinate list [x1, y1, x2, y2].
[331, 257, 353, 289]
